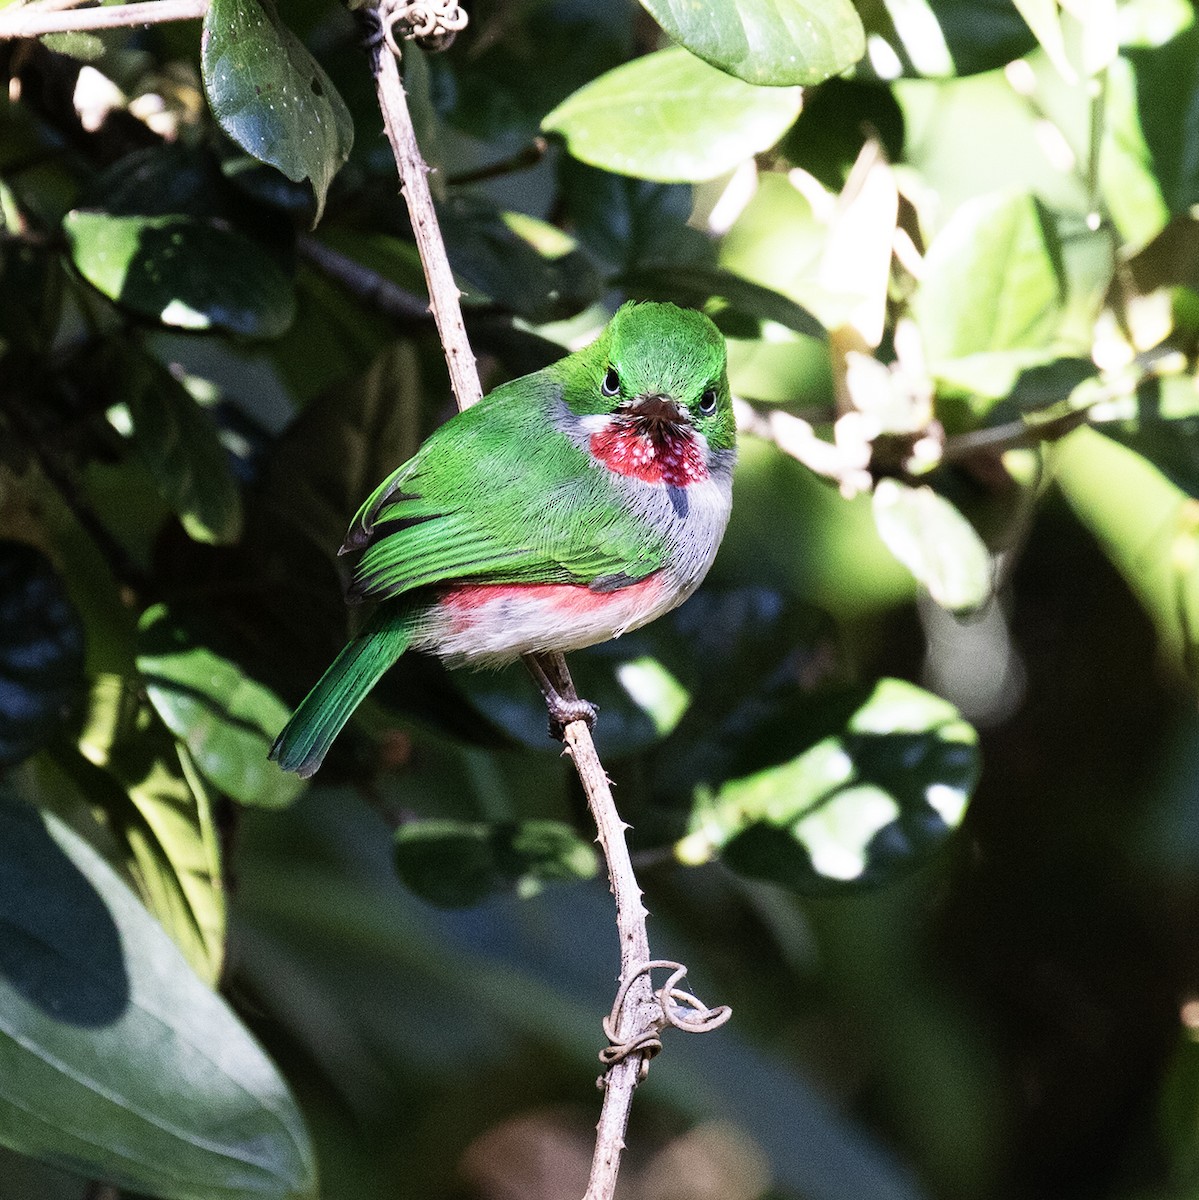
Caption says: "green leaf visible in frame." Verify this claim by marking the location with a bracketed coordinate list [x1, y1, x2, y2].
[910, 191, 1066, 393]
[0, 793, 316, 1200]
[109, 346, 243, 545]
[137, 606, 305, 809]
[201, 0, 353, 223]
[639, 0, 864, 86]
[63, 210, 295, 337]
[857, 0, 1036, 79]
[393, 818, 597, 908]
[543, 46, 803, 183]
[1092, 374, 1199, 499]
[0, 542, 84, 769]
[677, 679, 978, 892]
[47, 706, 227, 985]
[439, 195, 602, 323]
[872, 479, 992, 614]
[618, 262, 827, 340]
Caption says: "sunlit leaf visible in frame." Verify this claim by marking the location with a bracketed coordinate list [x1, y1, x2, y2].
[639, 0, 864, 86]
[0, 542, 84, 769]
[137, 606, 305, 809]
[543, 47, 802, 183]
[910, 191, 1065, 394]
[64, 210, 295, 337]
[393, 818, 597, 908]
[872, 479, 992, 613]
[201, 0, 352, 223]
[109, 346, 243, 546]
[0, 792, 316, 1200]
[50, 692, 227, 984]
[677, 679, 978, 892]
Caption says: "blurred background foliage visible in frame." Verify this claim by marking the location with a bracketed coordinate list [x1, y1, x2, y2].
[4, 0, 1199, 1197]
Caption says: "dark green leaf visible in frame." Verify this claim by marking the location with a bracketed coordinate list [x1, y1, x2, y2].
[439, 195, 602, 323]
[64, 210, 296, 337]
[201, 0, 353, 223]
[640, 0, 864, 85]
[0, 793, 316, 1200]
[872, 479, 992, 613]
[0, 542, 84, 769]
[857, 0, 1036, 79]
[543, 46, 802, 182]
[621, 262, 826, 339]
[137, 606, 305, 809]
[556, 159, 708, 273]
[393, 818, 597, 908]
[110, 346, 243, 545]
[677, 678, 978, 892]
[1092, 374, 1199, 499]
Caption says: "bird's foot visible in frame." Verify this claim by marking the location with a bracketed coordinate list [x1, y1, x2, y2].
[546, 695, 598, 742]
[524, 653, 598, 741]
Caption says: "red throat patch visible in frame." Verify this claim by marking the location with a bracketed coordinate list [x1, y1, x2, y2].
[589, 423, 708, 487]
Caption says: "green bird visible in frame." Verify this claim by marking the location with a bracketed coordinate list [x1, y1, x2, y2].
[271, 301, 735, 777]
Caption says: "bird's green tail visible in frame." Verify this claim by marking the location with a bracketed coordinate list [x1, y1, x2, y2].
[270, 605, 417, 778]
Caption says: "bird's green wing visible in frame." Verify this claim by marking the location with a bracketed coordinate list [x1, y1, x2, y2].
[341, 379, 668, 603]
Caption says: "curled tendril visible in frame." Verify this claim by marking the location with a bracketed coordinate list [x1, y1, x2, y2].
[368, 0, 468, 55]
[598, 961, 732, 1084]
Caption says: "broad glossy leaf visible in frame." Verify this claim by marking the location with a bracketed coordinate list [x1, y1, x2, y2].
[201, 0, 352, 222]
[677, 678, 978, 892]
[0, 542, 84, 768]
[49, 704, 227, 985]
[0, 793, 316, 1199]
[137, 606, 304, 809]
[640, 0, 864, 86]
[543, 47, 802, 183]
[911, 191, 1065, 392]
[112, 347, 243, 545]
[619, 262, 826, 339]
[440, 195, 601, 323]
[393, 818, 596, 908]
[1092, 374, 1199, 499]
[64, 210, 295, 337]
[556, 159, 707, 272]
[858, 0, 1035, 78]
[872, 479, 992, 614]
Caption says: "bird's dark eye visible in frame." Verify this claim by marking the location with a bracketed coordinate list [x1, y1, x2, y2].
[698, 387, 718, 416]
[601, 366, 621, 397]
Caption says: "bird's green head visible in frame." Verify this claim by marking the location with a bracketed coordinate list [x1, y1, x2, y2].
[566, 301, 734, 452]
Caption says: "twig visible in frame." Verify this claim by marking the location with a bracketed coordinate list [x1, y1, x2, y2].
[365, 9, 712, 1198]
[0, 0, 207, 38]
[297, 235, 433, 324]
[446, 136, 549, 186]
[368, 26, 481, 410]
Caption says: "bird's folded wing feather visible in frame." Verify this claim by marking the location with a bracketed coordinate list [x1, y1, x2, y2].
[340, 382, 668, 603]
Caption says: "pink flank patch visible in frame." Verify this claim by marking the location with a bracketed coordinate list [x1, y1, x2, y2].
[439, 574, 665, 638]
[589, 424, 708, 487]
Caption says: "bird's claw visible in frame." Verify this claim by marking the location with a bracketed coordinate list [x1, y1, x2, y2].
[547, 697, 598, 741]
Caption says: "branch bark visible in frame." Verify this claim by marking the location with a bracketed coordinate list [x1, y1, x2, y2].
[366, 23, 663, 1200]
[0, 0, 207, 39]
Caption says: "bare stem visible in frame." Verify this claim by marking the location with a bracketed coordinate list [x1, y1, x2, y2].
[297, 235, 433, 324]
[368, 26, 660, 1200]
[0, 0, 207, 38]
[369, 39, 481, 410]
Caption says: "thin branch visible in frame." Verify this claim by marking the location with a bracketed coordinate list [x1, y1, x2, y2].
[297, 235, 433, 324]
[369, 34, 481, 410]
[366, 16, 674, 1200]
[446, 136, 549, 186]
[0, 0, 207, 38]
